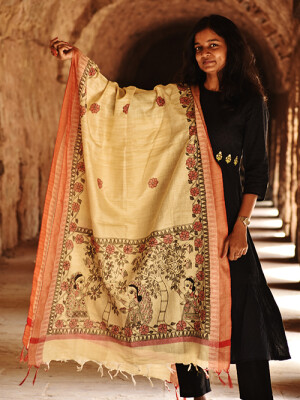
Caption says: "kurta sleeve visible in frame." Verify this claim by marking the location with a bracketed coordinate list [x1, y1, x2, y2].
[242, 96, 269, 200]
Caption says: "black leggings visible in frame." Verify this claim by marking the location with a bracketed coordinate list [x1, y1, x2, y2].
[176, 360, 273, 399]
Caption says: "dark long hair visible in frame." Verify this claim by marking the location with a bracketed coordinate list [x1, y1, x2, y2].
[181, 15, 266, 107]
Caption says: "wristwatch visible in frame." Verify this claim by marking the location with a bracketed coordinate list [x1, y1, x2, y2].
[237, 216, 251, 226]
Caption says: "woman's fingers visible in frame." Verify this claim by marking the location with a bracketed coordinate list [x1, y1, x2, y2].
[49, 38, 73, 60]
[221, 238, 229, 258]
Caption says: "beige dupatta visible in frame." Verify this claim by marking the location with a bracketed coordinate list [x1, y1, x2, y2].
[21, 50, 231, 382]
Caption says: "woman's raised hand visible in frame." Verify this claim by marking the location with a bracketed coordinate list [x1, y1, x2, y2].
[49, 37, 73, 60]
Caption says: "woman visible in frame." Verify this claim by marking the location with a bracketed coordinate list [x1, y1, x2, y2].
[27, 14, 288, 400]
[174, 15, 290, 400]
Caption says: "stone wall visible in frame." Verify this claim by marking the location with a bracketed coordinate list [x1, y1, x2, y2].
[0, 0, 299, 256]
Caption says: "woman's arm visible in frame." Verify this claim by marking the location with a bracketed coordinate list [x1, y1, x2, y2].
[221, 193, 257, 261]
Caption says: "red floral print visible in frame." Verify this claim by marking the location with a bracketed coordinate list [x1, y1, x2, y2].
[69, 319, 78, 329]
[74, 182, 83, 193]
[196, 270, 204, 281]
[177, 84, 187, 91]
[91, 236, 100, 253]
[90, 103, 100, 113]
[163, 234, 173, 244]
[84, 320, 94, 329]
[97, 178, 103, 189]
[158, 323, 168, 334]
[194, 238, 203, 248]
[176, 320, 187, 331]
[190, 187, 200, 197]
[189, 126, 197, 136]
[156, 96, 165, 106]
[80, 105, 86, 117]
[186, 157, 196, 168]
[77, 161, 85, 172]
[200, 310, 206, 321]
[63, 261, 70, 270]
[69, 222, 77, 232]
[88, 67, 96, 76]
[148, 178, 158, 188]
[106, 244, 115, 254]
[123, 244, 133, 254]
[139, 243, 146, 253]
[123, 104, 130, 114]
[194, 321, 201, 331]
[180, 231, 190, 241]
[198, 290, 205, 301]
[186, 144, 196, 154]
[196, 254, 204, 264]
[75, 234, 84, 244]
[72, 202, 80, 212]
[55, 304, 64, 314]
[193, 221, 203, 231]
[66, 240, 74, 250]
[180, 97, 191, 106]
[140, 325, 149, 335]
[99, 321, 107, 330]
[192, 204, 201, 214]
[124, 327, 132, 337]
[186, 110, 195, 119]
[55, 320, 64, 328]
[188, 170, 198, 181]
[61, 281, 70, 291]
[148, 237, 158, 247]
[111, 325, 119, 335]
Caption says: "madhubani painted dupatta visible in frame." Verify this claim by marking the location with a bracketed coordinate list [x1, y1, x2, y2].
[21, 49, 231, 382]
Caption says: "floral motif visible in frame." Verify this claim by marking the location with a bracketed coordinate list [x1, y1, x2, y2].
[111, 325, 119, 335]
[225, 154, 232, 164]
[72, 202, 80, 213]
[194, 321, 201, 331]
[97, 178, 103, 189]
[200, 310, 206, 321]
[66, 240, 74, 250]
[192, 204, 201, 214]
[139, 243, 146, 253]
[124, 327, 132, 337]
[123, 244, 133, 254]
[77, 161, 85, 172]
[177, 84, 187, 91]
[61, 281, 70, 291]
[216, 151, 222, 161]
[194, 238, 203, 248]
[176, 320, 187, 331]
[189, 126, 197, 136]
[193, 221, 203, 231]
[186, 110, 195, 120]
[140, 325, 149, 335]
[148, 178, 158, 188]
[63, 261, 70, 271]
[88, 67, 96, 77]
[106, 245, 115, 254]
[55, 304, 64, 314]
[75, 234, 84, 244]
[186, 157, 196, 168]
[180, 231, 190, 241]
[196, 270, 204, 281]
[163, 234, 173, 244]
[90, 103, 100, 113]
[69, 319, 78, 329]
[156, 96, 165, 106]
[74, 182, 83, 193]
[123, 104, 130, 114]
[180, 97, 191, 106]
[190, 187, 200, 197]
[148, 237, 158, 247]
[198, 290, 205, 301]
[188, 170, 198, 181]
[158, 323, 168, 334]
[69, 222, 77, 232]
[99, 321, 107, 330]
[186, 144, 196, 154]
[84, 320, 94, 329]
[196, 254, 204, 264]
[55, 320, 64, 328]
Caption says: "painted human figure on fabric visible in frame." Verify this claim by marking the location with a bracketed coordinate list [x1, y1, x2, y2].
[181, 277, 200, 321]
[124, 283, 153, 328]
[66, 273, 89, 318]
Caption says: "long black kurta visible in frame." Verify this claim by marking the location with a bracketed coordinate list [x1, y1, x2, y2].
[200, 85, 290, 363]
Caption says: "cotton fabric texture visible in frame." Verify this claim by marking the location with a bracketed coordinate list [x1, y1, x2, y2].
[22, 50, 231, 380]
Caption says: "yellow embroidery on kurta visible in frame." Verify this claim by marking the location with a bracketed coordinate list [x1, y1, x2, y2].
[216, 151, 222, 161]
[225, 154, 231, 164]
[234, 156, 239, 166]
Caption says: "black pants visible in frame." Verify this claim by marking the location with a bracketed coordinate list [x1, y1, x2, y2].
[176, 360, 273, 399]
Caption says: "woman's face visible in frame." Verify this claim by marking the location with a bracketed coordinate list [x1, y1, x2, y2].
[194, 28, 227, 76]
[75, 276, 85, 290]
[128, 286, 137, 300]
[184, 280, 193, 293]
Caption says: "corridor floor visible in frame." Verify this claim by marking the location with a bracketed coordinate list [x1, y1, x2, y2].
[0, 203, 299, 399]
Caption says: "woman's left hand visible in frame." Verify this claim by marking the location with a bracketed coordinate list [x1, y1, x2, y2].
[221, 222, 248, 261]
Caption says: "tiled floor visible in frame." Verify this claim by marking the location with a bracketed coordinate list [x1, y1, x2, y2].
[0, 204, 299, 399]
